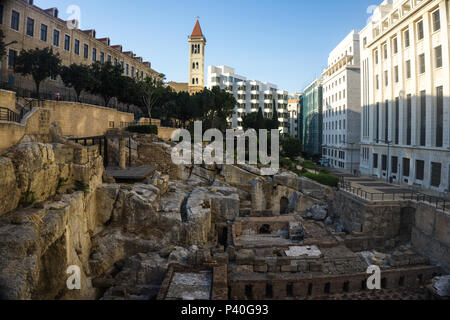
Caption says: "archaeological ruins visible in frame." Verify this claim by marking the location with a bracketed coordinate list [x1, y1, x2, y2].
[0, 98, 448, 300]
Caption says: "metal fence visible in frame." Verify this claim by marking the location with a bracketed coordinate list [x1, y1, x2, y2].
[0, 81, 145, 119]
[339, 181, 449, 212]
[0, 106, 21, 123]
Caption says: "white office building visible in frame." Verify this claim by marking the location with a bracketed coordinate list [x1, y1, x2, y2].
[207, 66, 290, 134]
[288, 93, 302, 137]
[359, 0, 450, 192]
[322, 30, 361, 173]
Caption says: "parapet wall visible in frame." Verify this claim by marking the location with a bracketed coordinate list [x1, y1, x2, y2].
[44, 100, 135, 138]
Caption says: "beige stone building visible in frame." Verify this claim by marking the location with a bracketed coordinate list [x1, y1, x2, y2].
[188, 19, 206, 95]
[359, 0, 450, 192]
[0, 0, 161, 102]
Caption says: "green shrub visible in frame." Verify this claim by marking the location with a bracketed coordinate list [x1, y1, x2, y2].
[301, 160, 318, 170]
[302, 172, 339, 187]
[126, 125, 158, 135]
[281, 137, 302, 159]
[74, 180, 89, 194]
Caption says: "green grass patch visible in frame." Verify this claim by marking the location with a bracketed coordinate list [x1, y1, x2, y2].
[302, 172, 339, 187]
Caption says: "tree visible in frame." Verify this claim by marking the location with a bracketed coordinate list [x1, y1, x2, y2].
[117, 76, 140, 112]
[60, 64, 92, 102]
[137, 76, 166, 119]
[14, 47, 61, 99]
[88, 62, 123, 107]
[200, 86, 236, 131]
[281, 136, 302, 159]
[0, 30, 5, 60]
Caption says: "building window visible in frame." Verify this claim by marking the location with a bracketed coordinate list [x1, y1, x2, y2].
[107, 55, 111, 63]
[384, 70, 388, 86]
[392, 157, 398, 174]
[416, 160, 425, 181]
[83, 44, 89, 59]
[74, 39, 80, 55]
[92, 48, 97, 62]
[395, 97, 399, 144]
[434, 46, 442, 68]
[376, 75, 379, 89]
[392, 37, 398, 54]
[420, 90, 426, 147]
[431, 162, 441, 187]
[40, 24, 48, 42]
[64, 35, 70, 51]
[26, 17, 34, 37]
[383, 44, 387, 59]
[382, 155, 387, 171]
[114, 58, 118, 66]
[11, 10, 20, 31]
[53, 30, 60, 46]
[417, 20, 424, 40]
[8, 49, 16, 68]
[384, 100, 389, 141]
[406, 60, 411, 78]
[126, 64, 129, 75]
[403, 158, 410, 177]
[394, 66, 399, 83]
[436, 86, 443, 147]
[373, 154, 378, 169]
[419, 54, 425, 74]
[403, 29, 410, 48]
[0, 4, 3, 25]
[432, 10, 440, 32]
[406, 94, 412, 146]
[131, 66, 135, 77]
[100, 52, 104, 64]
[375, 50, 379, 64]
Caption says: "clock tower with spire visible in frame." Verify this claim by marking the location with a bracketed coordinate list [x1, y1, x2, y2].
[188, 19, 206, 95]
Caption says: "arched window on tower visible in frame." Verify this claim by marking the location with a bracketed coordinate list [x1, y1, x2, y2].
[192, 62, 196, 70]
[196, 78, 199, 84]
[192, 45, 195, 54]
[192, 78, 195, 85]
[196, 62, 199, 69]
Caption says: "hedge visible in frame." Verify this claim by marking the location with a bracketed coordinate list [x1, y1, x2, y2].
[301, 160, 318, 170]
[302, 172, 339, 187]
[126, 125, 158, 135]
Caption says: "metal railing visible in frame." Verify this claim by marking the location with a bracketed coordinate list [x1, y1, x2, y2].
[339, 180, 449, 212]
[0, 106, 21, 123]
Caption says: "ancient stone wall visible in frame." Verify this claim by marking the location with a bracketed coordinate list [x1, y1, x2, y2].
[412, 203, 450, 272]
[0, 142, 105, 299]
[44, 100, 134, 138]
[228, 266, 440, 300]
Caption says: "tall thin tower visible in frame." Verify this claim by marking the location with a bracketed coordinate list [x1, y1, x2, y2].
[188, 19, 206, 95]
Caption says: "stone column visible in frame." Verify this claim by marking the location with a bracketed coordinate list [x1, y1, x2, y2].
[119, 138, 127, 169]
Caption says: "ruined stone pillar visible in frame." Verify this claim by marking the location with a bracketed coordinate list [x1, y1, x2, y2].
[251, 178, 266, 213]
[119, 138, 127, 169]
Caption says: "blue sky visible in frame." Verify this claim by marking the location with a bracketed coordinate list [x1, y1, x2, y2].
[37, 0, 378, 93]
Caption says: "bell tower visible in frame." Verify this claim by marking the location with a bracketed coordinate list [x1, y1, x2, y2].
[188, 19, 206, 95]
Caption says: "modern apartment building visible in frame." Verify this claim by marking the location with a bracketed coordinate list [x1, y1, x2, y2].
[322, 31, 361, 173]
[301, 79, 323, 156]
[359, 0, 450, 192]
[287, 93, 302, 138]
[207, 65, 290, 134]
[0, 0, 161, 99]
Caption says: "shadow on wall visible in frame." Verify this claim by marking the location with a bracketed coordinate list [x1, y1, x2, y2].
[360, 93, 450, 191]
